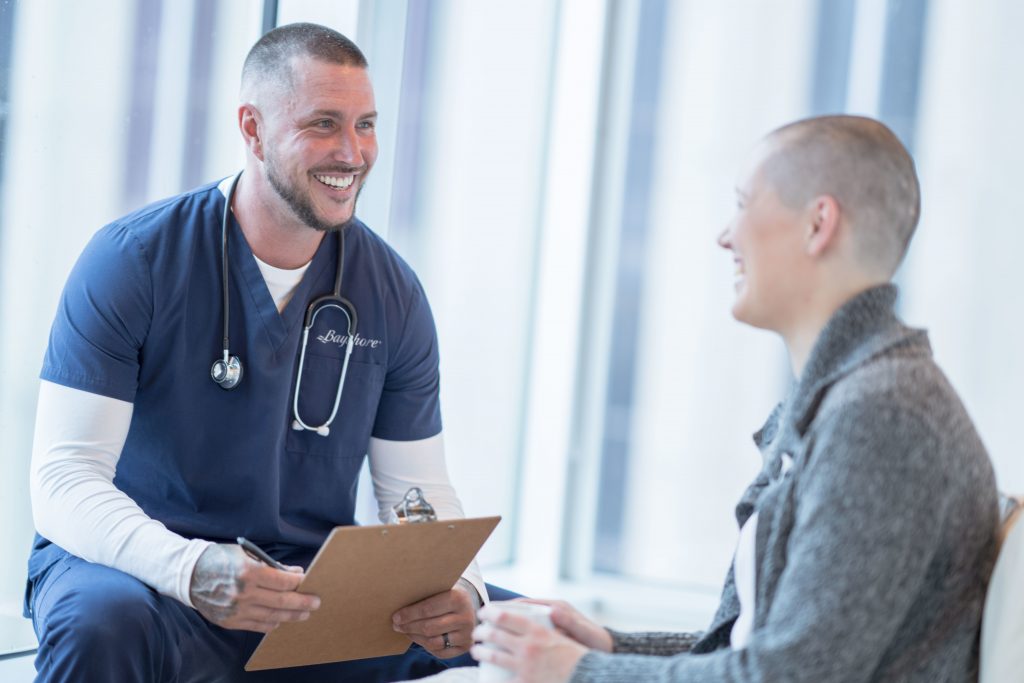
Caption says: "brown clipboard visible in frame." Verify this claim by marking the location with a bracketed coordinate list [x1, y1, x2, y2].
[245, 515, 501, 671]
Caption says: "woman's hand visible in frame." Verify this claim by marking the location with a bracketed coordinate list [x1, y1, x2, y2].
[527, 599, 614, 653]
[470, 602, 597, 683]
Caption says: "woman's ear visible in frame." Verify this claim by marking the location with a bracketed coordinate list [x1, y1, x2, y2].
[805, 194, 841, 257]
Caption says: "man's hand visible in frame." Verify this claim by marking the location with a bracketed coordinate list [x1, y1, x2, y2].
[391, 581, 478, 658]
[189, 543, 320, 633]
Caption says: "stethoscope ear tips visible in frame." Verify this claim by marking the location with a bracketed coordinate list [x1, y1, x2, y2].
[290, 418, 331, 437]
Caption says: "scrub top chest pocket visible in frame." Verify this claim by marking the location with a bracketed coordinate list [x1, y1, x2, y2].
[287, 356, 385, 457]
[287, 289, 387, 456]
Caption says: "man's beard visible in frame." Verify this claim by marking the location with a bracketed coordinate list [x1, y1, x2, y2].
[265, 155, 362, 233]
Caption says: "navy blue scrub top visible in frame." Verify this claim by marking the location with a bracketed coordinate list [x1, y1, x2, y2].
[38, 180, 442, 564]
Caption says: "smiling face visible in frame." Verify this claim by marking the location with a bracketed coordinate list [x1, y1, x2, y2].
[255, 59, 378, 232]
[718, 142, 811, 333]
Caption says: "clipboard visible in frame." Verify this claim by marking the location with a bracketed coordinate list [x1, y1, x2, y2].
[245, 515, 501, 671]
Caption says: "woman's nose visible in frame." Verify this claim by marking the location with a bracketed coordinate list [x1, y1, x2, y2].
[717, 225, 733, 249]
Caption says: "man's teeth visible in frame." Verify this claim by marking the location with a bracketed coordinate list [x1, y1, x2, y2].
[315, 174, 355, 189]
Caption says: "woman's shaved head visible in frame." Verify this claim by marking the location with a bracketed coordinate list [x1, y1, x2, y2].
[760, 115, 920, 278]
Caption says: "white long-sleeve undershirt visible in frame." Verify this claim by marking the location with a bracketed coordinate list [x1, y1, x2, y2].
[30, 380, 486, 608]
[367, 434, 487, 606]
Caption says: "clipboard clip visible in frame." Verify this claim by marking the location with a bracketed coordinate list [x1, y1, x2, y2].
[389, 487, 438, 524]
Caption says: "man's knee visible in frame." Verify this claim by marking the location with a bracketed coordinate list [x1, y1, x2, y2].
[48, 575, 162, 647]
[34, 558, 170, 680]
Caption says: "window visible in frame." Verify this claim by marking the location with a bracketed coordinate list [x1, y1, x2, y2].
[380, 0, 559, 566]
[0, 0, 262, 611]
[587, 0, 813, 594]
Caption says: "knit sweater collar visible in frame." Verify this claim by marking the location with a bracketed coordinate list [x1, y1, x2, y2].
[787, 283, 929, 435]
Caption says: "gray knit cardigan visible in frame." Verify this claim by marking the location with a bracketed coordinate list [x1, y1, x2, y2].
[571, 285, 999, 682]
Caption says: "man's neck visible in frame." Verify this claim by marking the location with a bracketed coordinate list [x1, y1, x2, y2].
[231, 170, 325, 269]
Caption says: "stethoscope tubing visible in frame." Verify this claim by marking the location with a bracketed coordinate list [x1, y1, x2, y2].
[292, 303, 354, 436]
[216, 170, 359, 437]
[220, 172, 241, 363]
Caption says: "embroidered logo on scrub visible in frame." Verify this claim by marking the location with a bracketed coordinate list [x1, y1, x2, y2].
[316, 329, 382, 349]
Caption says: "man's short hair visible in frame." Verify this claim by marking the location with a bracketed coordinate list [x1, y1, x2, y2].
[763, 115, 921, 278]
[241, 23, 367, 98]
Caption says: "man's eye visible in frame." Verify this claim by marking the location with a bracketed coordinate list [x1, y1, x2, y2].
[357, 120, 376, 130]
[315, 120, 334, 129]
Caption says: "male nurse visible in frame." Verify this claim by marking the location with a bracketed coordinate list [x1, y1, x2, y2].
[26, 23, 503, 683]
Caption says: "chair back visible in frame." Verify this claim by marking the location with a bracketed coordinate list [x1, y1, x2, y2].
[979, 500, 1024, 683]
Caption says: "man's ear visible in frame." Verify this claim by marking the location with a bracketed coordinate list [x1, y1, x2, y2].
[804, 195, 841, 257]
[238, 104, 264, 161]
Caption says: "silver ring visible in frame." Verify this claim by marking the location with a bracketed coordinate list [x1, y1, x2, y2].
[442, 632, 453, 649]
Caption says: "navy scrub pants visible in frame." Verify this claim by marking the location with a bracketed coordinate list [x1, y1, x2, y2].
[27, 548, 520, 682]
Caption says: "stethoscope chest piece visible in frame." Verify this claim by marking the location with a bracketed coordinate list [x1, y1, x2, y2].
[211, 353, 243, 390]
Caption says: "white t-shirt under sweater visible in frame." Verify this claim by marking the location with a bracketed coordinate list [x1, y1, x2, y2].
[731, 512, 758, 649]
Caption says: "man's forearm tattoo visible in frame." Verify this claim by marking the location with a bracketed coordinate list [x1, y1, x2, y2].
[190, 544, 245, 623]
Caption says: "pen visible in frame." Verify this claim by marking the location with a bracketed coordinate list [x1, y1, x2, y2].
[236, 536, 288, 571]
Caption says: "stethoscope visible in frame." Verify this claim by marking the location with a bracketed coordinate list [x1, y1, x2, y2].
[210, 171, 359, 437]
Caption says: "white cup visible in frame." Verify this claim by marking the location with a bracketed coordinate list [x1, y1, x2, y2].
[478, 601, 554, 683]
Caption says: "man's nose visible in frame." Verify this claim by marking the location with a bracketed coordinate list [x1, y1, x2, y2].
[333, 126, 364, 166]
